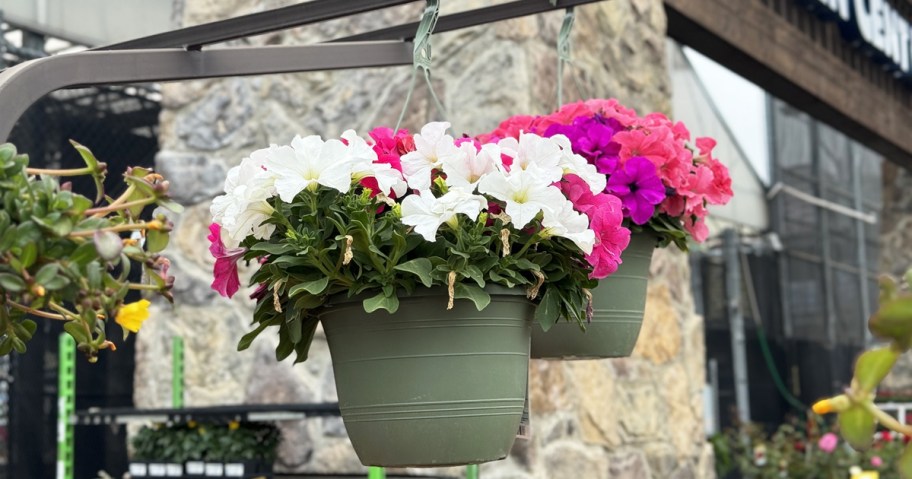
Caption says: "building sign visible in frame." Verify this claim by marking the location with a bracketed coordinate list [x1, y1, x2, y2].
[803, 0, 912, 78]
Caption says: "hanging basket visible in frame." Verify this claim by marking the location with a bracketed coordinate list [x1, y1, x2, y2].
[320, 286, 532, 467]
[530, 233, 656, 360]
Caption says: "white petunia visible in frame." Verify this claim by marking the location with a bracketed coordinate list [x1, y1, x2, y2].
[477, 166, 567, 229]
[542, 200, 595, 254]
[265, 135, 353, 202]
[497, 132, 563, 183]
[550, 134, 607, 194]
[400, 188, 487, 241]
[211, 181, 276, 248]
[442, 142, 499, 191]
[225, 200, 276, 245]
[400, 122, 460, 191]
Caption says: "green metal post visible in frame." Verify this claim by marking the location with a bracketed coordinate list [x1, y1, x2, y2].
[172, 336, 184, 408]
[368, 466, 386, 479]
[56, 333, 76, 479]
[466, 464, 479, 479]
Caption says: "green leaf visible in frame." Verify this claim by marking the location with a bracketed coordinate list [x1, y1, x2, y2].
[159, 200, 184, 213]
[19, 242, 37, 269]
[286, 309, 303, 344]
[275, 327, 294, 361]
[0, 273, 26, 292]
[454, 283, 491, 311]
[363, 292, 399, 313]
[0, 338, 13, 356]
[146, 229, 170, 253]
[10, 338, 25, 354]
[251, 242, 297, 255]
[899, 443, 912, 479]
[69, 140, 106, 203]
[43, 275, 70, 291]
[534, 287, 561, 331]
[288, 277, 329, 297]
[237, 322, 271, 351]
[837, 404, 875, 451]
[20, 320, 37, 337]
[393, 258, 433, 287]
[64, 321, 89, 344]
[33, 263, 60, 285]
[869, 295, 912, 348]
[854, 346, 899, 393]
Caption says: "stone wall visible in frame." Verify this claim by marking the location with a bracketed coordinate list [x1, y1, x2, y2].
[137, 1, 712, 477]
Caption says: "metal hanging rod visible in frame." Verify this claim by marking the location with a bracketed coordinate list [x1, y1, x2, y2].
[94, 0, 418, 51]
[334, 0, 602, 42]
[0, 0, 610, 143]
[0, 42, 413, 142]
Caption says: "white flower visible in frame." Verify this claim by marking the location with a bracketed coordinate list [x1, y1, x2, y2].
[477, 166, 566, 229]
[497, 132, 563, 183]
[265, 135, 353, 202]
[223, 147, 274, 194]
[400, 188, 487, 241]
[211, 182, 276, 248]
[550, 134, 607, 194]
[542, 200, 595, 254]
[400, 122, 460, 191]
[442, 142, 499, 191]
[341, 129, 407, 197]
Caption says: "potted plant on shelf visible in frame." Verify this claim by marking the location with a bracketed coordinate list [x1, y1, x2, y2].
[208, 122, 624, 466]
[478, 99, 733, 359]
[0, 142, 178, 361]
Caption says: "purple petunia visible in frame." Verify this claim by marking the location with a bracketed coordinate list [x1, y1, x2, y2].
[544, 115, 624, 175]
[606, 156, 666, 225]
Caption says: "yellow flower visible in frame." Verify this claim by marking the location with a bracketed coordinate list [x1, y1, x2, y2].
[228, 421, 240, 431]
[187, 420, 198, 429]
[115, 299, 151, 332]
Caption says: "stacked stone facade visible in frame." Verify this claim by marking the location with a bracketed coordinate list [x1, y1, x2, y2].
[137, 1, 712, 477]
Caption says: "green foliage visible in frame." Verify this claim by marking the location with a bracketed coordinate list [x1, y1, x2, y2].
[132, 422, 280, 463]
[712, 421, 903, 479]
[814, 266, 912, 478]
[0, 143, 177, 361]
[239, 184, 596, 363]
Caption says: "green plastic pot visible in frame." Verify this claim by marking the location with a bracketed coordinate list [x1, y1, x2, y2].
[320, 286, 533, 467]
[530, 233, 656, 360]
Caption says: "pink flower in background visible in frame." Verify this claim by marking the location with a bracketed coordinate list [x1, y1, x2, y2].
[477, 115, 541, 143]
[208, 223, 246, 298]
[818, 433, 839, 453]
[584, 98, 638, 125]
[535, 101, 591, 131]
[871, 456, 884, 467]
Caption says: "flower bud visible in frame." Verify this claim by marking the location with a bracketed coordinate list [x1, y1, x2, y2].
[812, 395, 851, 415]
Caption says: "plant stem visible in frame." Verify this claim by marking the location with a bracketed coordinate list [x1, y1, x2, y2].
[91, 185, 136, 218]
[26, 166, 93, 177]
[69, 221, 154, 238]
[127, 283, 159, 291]
[47, 301, 80, 321]
[7, 300, 69, 321]
[516, 232, 542, 257]
[85, 197, 155, 216]
[864, 402, 912, 436]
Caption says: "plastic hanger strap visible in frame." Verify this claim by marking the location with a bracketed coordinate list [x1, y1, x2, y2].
[396, 0, 447, 131]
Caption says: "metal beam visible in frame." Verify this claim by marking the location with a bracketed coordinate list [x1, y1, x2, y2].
[0, 41, 413, 142]
[334, 0, 604, 42]
[94, 0, 418, 51]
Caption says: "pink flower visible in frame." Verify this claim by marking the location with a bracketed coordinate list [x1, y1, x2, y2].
[536, 102, 591, 131]
[558, 174, 630, 278]
[208, 223, 246, 298]
[871, 455, 883, 467]
[477, 115, 541, 143]
[362, 127, 413, 197]
[818, 433, 839, 453]
[584, 98, 638, 125]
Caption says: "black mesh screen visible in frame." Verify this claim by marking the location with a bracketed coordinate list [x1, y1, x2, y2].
[5, 85, 160, 479]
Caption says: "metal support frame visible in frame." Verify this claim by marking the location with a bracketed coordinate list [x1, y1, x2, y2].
[56, 334, 75, 479]
[724, 228, 751, 423]
[172, 337, 184, 409]
[0, 42, 413, 142]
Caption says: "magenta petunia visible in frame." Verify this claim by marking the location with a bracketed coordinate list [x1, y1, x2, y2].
[606, 157, 666, 225]
[544, 115, 623, 175]
[208, 223, 246, 298]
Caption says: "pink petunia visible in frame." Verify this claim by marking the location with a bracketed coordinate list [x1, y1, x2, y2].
[208, 223, 246, 298]
[535, 102, 592, 131]
[477, 115, 542, 143]
[871, 456, 883, 467]
[558, 175, 630, 278]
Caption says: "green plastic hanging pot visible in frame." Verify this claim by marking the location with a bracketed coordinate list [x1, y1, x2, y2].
[530, 232, 657, 360]
[320, 286, 533, 467]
